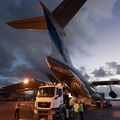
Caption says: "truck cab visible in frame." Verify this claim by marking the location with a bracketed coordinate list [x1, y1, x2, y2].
[35, 85, 69, 120]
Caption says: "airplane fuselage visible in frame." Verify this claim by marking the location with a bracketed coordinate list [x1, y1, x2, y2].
[42, 3, 102, 100]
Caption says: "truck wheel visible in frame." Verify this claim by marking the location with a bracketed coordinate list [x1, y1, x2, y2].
[59, 109, 66, 120]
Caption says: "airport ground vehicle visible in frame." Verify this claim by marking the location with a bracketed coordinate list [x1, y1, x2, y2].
[34, 84, 74, 120]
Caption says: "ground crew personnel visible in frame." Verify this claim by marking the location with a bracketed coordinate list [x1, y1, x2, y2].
[73, 101, 80, 120]
[79, 101, 84, 120]
[14, 100, 21, 119]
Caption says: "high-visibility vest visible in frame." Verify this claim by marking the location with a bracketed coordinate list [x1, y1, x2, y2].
[73, 103, 80, 112]
[15, 102, 20, 109]
[79, 103, 84, 112]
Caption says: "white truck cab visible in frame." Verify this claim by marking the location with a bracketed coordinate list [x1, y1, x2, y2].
[35, 84, 69, 120]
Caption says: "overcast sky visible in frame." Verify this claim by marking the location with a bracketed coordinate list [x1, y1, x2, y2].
[0, 0, 120, 93]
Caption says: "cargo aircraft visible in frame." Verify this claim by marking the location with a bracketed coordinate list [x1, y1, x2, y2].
[7, 0, 120, 103]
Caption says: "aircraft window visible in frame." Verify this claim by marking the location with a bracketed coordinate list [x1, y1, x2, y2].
[37, 87, 55, 97]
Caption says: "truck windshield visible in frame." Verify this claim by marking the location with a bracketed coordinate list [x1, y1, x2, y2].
[37, 87, 55, 97]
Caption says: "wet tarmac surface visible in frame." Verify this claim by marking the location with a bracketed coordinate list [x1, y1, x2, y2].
[0, 100, 120, 120]
[83, 100, 120, 120]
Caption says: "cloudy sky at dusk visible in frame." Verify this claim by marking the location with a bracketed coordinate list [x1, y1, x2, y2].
[0, 0, 120, 96]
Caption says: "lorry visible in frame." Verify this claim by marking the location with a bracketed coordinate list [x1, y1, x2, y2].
[34, 84, 74, 120]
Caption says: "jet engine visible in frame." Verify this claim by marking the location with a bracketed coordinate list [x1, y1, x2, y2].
[109, 90, 117, 98]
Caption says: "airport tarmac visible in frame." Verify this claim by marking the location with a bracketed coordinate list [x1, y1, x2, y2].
[0, 100, 120, 120]
[83, 100, 120, 120]
[0, 101, 34, 120]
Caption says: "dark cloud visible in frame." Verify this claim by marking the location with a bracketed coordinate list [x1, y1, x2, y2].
[14, 64, 39, 78]
[0, 0, 55, 87]
[65, 9, 97, 57]
[0, 43, 16, 77]
[1, 0, 88, 87]
[116, 65, 120, 74]
[0, 43, 15, 69]
[0, 0, 119, 88]
[91, 62, 120, 78]
[92, 67, 107, 77]
[106, 61, 118, 69]
[0, 79, 15, 88]
[106, 61, 120, 75]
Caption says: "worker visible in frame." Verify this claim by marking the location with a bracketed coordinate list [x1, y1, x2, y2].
[63, 92, 69, 108]
[79, 101, 84, 120]
[63, 92, 69, 119]
[73, 100, 80, 120]
[14, 100, 21, 119]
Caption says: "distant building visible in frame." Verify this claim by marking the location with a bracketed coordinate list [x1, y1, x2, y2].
[0, 88, 10, 101]
[1, 79, 50, 101]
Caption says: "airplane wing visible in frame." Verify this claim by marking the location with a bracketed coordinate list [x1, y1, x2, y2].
[92, 80, 120, 98]
[92, 80, 120, 86]
[7, 0, 86, 30]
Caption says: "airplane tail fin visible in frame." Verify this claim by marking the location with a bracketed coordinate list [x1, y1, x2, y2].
[7, 0, 87, 30]
[53, 0, 87, 28]
[7, 16, 47, 30]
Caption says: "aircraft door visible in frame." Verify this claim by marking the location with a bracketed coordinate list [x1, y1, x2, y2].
[55, 88, 63, 108]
